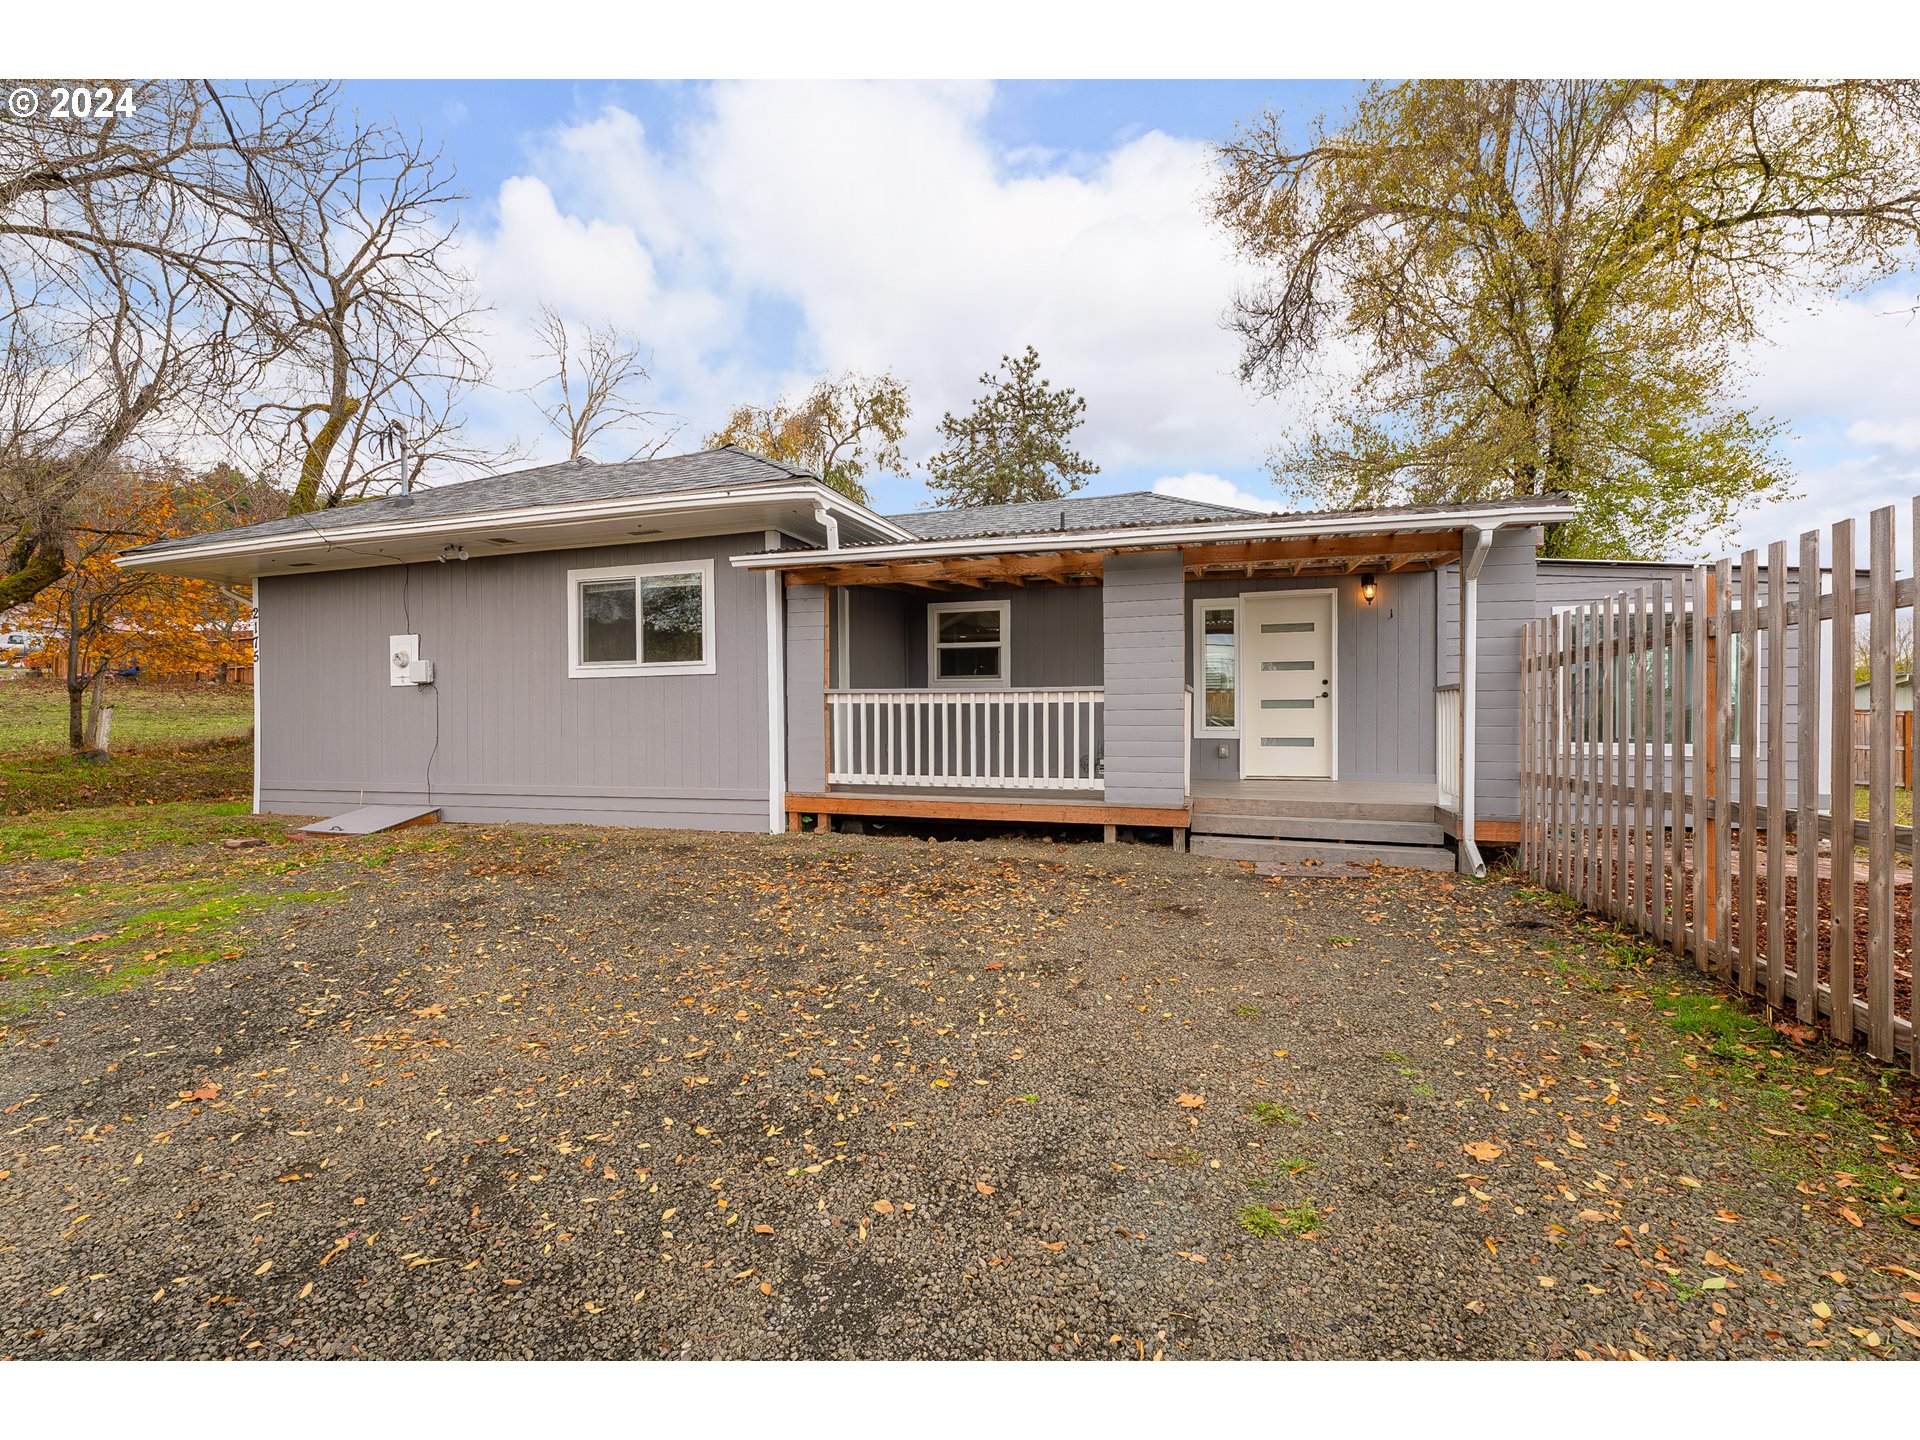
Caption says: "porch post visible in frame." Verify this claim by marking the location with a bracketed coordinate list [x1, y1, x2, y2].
[1457, 526, 1494, 876]
[1101, 551, 1187, 809]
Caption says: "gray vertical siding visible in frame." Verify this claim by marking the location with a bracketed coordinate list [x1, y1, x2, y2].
[889, 584, 1103, 688]
[1101, 552, 1187, 807]
[1185, 569, 1438, 783]
[785, 583, 828, 793]
[843, 586, 910, 688]
[1470, 528, 1538, 822]
[257, 532, 776, 830]
[1434, 531, 1539, 821]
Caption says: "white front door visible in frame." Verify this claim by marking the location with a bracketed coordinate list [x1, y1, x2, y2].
[1241, 591, 1334, 778]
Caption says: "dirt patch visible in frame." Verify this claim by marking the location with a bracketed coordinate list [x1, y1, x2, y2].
[3, 823, 1918, 1359]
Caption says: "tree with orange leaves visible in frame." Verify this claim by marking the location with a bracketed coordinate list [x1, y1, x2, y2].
[11, 465, 268, 751]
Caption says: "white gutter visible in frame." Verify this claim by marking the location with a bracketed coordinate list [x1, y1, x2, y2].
[730, 499, 1579, 569]
[115, 480, 912, 572]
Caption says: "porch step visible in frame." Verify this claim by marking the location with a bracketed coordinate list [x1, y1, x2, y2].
[1189, 812, 1444, 845]
[1188, 793, 1438, 824]
[1191, 834, 1457, 872]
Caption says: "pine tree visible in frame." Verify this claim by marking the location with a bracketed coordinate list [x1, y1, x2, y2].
[925, 346, 1098, 507]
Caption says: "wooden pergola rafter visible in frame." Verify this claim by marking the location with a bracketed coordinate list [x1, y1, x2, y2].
[780, 530, 1465, 590]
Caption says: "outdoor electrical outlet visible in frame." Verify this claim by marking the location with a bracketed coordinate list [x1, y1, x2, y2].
[1217, 744, 1230, 759]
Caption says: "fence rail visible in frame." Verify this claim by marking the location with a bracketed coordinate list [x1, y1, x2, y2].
[828, 687, 1105, 791]
[1521, 502, 1916, 1070]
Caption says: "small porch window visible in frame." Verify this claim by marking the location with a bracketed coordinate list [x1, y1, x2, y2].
[1193, 600, 1239, 734]
[567, 560, 716, 677]
[928, 600, 1010, 687]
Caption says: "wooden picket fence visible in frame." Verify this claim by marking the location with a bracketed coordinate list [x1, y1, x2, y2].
[1520, 501, 1915, 1071]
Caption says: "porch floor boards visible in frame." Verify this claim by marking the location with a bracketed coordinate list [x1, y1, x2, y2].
[1189, 777, 1440, 824]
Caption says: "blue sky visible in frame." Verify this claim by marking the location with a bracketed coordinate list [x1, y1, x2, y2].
[334, 79, 1918, 552]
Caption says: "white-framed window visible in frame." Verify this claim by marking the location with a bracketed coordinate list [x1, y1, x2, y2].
[1192, 598, 1240, 735]
[927, 599, 1011, 688]
[567, 559, 716, 678]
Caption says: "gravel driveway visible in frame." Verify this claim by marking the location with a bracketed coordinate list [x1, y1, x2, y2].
[4, 822, 1918, 1359]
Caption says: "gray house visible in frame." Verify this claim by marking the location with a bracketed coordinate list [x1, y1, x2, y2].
[120, 446, 1586, 873]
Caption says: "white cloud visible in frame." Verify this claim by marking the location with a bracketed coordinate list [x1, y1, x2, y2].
[1845, 418, 1920, 454]
[459, 82, 1920, 534]
[468, 83, 1281, 499]
[1152, 472, 1280, 514]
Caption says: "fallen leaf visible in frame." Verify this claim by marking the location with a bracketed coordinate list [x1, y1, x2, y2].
[1174, 1093, 1206, 1109]
[1464, 1141, 1503, 1162]
[873, 1199, 894, 1215]
[975, 1180, 997, 1196]
[753, 1223, 774, 1236]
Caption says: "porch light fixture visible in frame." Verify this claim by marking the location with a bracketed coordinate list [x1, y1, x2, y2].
[1360, 573, 1378, 604]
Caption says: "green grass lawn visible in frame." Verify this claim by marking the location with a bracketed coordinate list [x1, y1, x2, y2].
[1854, 785, 1915, 827]
[0, 677, 253, 814]
[0, 675, 252, 750]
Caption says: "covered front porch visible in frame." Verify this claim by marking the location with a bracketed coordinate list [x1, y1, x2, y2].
[748, 502, 1550, 871]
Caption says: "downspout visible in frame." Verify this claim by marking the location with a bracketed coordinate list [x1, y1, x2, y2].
[1457, 525, 1496, 876]
[812, 502, 841, 552]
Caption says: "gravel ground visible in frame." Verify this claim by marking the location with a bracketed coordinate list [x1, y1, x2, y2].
[4, 822, 1919, 1360]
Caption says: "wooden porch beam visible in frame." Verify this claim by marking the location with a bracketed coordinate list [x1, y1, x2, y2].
[1180, 531, 1462, 569]
[783, 549, 1107, 588]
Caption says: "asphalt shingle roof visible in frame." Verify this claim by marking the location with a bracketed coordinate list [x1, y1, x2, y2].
[127, 446, 816, 555]
[887, 490, 1268, 540]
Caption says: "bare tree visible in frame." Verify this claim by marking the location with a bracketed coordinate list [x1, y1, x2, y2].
[0, 79, 333, 605]
[234, 113, 507, 511]
[526, 303, 676, 461]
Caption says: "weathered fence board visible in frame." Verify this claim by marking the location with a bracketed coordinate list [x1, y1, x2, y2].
[1796, 530, 1822, 1027]
[1830, 520, 1856, 1045]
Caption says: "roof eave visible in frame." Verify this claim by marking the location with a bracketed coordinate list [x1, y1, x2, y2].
[115, 480, 913, 575]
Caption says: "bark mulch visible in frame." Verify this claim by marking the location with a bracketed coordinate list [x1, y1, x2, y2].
[4, 822, 1919, 1359]
[1567, 849, 1914, 1015]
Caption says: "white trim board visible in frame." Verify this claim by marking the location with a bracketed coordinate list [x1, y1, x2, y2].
[764, 529, 786, 834]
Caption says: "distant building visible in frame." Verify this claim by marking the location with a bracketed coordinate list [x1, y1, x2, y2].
[1855, 675, 1914, 713]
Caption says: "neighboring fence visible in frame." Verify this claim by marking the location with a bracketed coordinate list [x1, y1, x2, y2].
[828, 687, 1106, 790]
[1520, 501, 1915, 1071]
[1853, 709, 1914, 788]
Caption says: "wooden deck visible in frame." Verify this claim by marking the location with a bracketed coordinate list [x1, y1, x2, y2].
[784, 788, 1190, 835]
[785, 776, 1513, 851]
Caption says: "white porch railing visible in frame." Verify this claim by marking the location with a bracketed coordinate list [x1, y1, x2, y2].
[1436, 683, 1463, 812]
[828, 688, 1105, 790]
